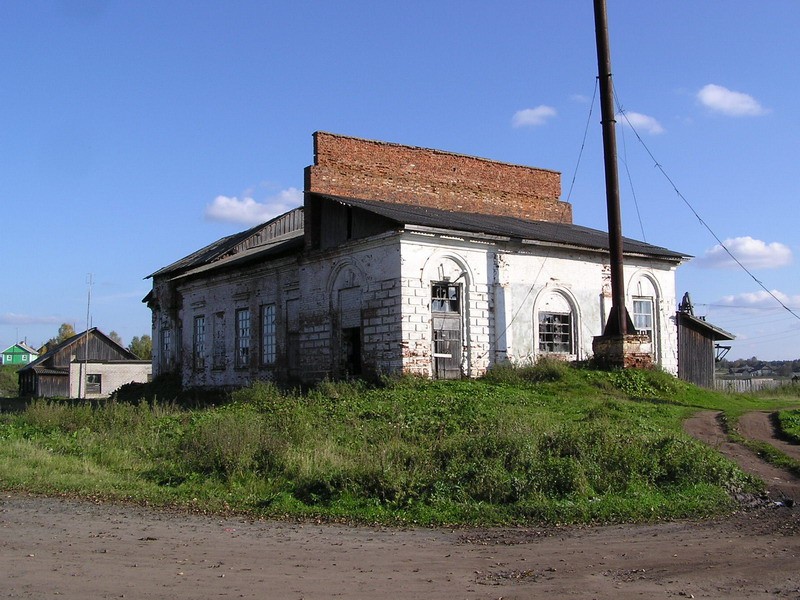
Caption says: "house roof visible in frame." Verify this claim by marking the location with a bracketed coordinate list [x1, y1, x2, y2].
[321, 194, 689, 261]
[677, 312, 736, 341]
[20, 328, 139, 372]
[2, 342, 38, 355]
[147, 193, 689, 284]
[147, 208, 305, 280]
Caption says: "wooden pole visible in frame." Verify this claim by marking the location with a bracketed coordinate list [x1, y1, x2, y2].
[593, 0, 628, 336]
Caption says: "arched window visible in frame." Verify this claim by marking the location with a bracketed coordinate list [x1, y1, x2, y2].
[535, 290, 577, 357]
[631, 274, 659, 342]
[629, 273, 662, 363]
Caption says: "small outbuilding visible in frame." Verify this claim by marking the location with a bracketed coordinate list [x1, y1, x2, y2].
[676, 293, 735, 389]
[18, 328, 151, 398]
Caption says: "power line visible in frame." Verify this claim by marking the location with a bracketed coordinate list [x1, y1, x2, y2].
[612, 100, 800, 323]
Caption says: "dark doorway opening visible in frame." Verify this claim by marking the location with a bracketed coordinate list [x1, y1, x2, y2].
[341, 327, 362, 377]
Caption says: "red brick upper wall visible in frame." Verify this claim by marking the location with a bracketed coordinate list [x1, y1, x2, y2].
[305, 132, 573, 224]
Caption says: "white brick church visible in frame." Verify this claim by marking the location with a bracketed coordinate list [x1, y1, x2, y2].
[145, 132, 687, 387]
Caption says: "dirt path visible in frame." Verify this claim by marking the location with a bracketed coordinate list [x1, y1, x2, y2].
[684, 411, 800, 503]
[1, 412, 798, 599]
[739, 411, 800, 464]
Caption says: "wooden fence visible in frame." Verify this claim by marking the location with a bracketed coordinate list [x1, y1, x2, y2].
[714, 378, 794, 393]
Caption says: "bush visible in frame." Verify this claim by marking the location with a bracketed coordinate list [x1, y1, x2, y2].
[0, 364, 21, 398]
[777, 409, 800, 444]
[180, 404, 265, 477]
[483, 356, 571, 385]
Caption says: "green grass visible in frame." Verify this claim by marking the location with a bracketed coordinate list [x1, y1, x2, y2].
[777, 408, 800, 444]
[0, 364, 20, 398]
[1, 363, 798, 526]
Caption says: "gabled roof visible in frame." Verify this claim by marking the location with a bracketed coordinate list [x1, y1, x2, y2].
[320, 194, 689, 261]
[20, 328, 139, 372]
[2, 342, 38, 355]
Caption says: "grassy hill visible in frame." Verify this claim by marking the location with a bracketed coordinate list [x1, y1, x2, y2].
[1, 361, 798, 526]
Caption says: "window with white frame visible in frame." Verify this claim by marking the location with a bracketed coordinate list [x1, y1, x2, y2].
[633, 298, 654, 341]
[261, 304, 276, 365]
[235, 308, 250, 368]
[193, 315, 206, 370]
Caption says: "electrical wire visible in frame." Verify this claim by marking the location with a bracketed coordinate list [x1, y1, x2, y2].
[484, 80, 600, 361]
[613, 97, 800, 323]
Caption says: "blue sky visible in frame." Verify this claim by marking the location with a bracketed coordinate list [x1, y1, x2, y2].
[2, 1, 798, 361]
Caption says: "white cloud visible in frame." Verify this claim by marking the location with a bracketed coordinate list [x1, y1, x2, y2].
[717, 289, 800, 310]
[697, 84, 768, 117]
[0, 313, 61, 326]
[617, 111, 664, 134]
[204, 187, 303, 226]
[512, 105, 557, 128]
[697, 236, 792, 270]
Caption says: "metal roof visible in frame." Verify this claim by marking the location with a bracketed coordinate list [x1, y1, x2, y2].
[147, 208, 304, 280]
[319, 194, 689, 261]
[147, 193, 689, 283]
[678, 313, 736, 341]
[169, 232, 304, 281]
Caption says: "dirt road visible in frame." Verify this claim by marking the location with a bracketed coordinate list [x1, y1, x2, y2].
[1, 411, 798, 599]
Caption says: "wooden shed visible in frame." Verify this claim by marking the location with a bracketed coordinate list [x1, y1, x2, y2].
[676, 293, 735, 389]
[18, 328, 151, 398]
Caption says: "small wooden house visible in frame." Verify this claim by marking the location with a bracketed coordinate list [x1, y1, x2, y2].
[17, 328, 151, 398]
[1, 342, 38, 366]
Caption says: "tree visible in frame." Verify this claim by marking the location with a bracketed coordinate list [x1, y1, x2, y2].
[39, 323, 78, 354]
[109, 331, 124, 347]
[128, 335, 152, 360]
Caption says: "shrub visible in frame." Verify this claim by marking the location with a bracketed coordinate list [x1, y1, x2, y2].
[180, 405, 264, 477]
[777, 409, 800, 444]
[483, 356, 571, 385]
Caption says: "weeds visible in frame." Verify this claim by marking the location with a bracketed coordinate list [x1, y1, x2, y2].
[0, 364, 794, 525]
[777, 409, 800, 444]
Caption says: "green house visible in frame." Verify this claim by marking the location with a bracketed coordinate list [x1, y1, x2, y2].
[1, 342, 39, 366]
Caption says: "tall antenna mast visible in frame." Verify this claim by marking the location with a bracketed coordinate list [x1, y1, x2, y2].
[78, 273, 93, 399]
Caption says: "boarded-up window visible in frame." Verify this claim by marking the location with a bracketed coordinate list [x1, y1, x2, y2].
[212, 312, 226, 369]
[338, 287, 362, 329]
[286, 298, 300, 374]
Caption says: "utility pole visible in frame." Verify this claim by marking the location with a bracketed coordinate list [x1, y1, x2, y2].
[591, 0, 651, 368]
[593, 0, 631, 336]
